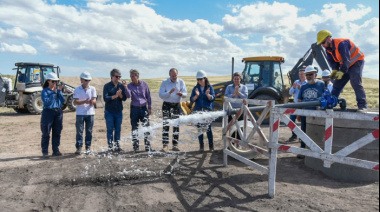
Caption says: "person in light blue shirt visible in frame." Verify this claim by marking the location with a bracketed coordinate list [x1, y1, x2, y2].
[224, 72, 248, 109]
[40, 73, 65, 159]
[287, 68, 307, 142]
[159, 68, 187, 152]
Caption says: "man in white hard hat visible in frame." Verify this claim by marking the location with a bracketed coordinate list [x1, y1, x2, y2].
[73, 72, 97, 154]
[322, 69, 333, 92]
[297, 66, 325, 159]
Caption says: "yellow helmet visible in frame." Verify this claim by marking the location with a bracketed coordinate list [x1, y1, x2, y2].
[317, 30, 332, 45]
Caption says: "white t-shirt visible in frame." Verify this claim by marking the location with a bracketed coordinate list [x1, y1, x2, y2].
[73, 85, 97, 115]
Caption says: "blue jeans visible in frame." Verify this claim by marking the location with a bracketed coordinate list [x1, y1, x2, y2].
[41, 109, 63, 154]
[104, 110, 123, 148]
[76, 115, 94, 148]
[290, 115, 297, 137]
[130, 107, 150, 150]
[198, 124, 213, 148]
[331, 60, 367, 109]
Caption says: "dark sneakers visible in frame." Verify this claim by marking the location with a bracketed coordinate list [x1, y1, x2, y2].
[288, 134, 297, 142]
[42, 153, 49, 159]
[75, 147, 82, 155]
[52, 151, 62, 156]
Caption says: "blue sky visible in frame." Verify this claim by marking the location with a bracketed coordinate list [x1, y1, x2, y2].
[0, 0, 379, 79]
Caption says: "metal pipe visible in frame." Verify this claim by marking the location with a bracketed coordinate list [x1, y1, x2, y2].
[227, 101, 322, 115]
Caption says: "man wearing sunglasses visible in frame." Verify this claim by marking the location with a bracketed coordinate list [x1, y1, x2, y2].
[103, 69, 127, 152]
[73, 72, 97, 155]
[297, 66, 325, 159]
[317, 30, 367, 113]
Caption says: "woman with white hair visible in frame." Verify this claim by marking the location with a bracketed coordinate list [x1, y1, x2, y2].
[190, 70, 216, 152]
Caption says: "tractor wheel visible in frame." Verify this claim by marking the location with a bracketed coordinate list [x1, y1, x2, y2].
[67, 95, 76, 112]
[61, 104, 67, 111]
[252, 94, 278, 124]
[27, 92, 43, 114]
[14, 107, 30, 113]
[228, 120, 263, 159]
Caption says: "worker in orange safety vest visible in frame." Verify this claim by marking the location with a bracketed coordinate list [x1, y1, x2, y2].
[317, 30, 367, 113]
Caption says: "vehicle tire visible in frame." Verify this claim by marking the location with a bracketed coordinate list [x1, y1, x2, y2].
[228, 120, 263, 159]
[251, 94, 278, 124]
[67, 95, 76, 112]
[27, 92, 43, 114]
[14, 107, 30, 113]
[61, 104, 67, 111]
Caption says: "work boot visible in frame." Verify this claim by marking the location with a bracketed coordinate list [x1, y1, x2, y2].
[199, 145, 204, 153]
[209, 144, 214, 152]
[134, 147, 140, 153]
[161, 145, 169, 153]
[145, 146, 154, 152]
[85, 146, 91, 154]
[172, 146, 180, 152]
[52, 151, 62, 156]
[288, 134, 297, 142]
[75, 147, 82, 155]
[42, 153, 49, 159]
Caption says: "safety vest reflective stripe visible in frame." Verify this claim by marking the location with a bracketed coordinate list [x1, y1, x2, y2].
[328, 38, 364, 67]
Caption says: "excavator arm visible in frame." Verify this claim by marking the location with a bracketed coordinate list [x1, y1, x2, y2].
[287, 42, 331, 85]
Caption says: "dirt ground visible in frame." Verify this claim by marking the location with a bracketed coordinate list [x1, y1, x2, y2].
[0, 77, 378, 212]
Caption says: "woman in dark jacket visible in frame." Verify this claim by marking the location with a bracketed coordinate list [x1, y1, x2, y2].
[190, 70, 215, 152]
[40, 72, 65, 158]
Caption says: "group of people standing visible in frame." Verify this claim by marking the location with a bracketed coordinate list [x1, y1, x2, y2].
[39, 68, 224, 158]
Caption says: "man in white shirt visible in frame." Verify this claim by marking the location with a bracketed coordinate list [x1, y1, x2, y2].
[73, 72, 97, 154]
[159, 68, 187, 152]
[288, 67, 307, 142]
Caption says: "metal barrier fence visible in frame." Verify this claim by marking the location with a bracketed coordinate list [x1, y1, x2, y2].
[222, 97, 379, 198]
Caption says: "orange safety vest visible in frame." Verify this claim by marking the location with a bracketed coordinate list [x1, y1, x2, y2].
[326, 38, 365, 67]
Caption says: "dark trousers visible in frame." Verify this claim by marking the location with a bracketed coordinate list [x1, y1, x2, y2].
[198, 124, 213, 148]
[300, 116, 306, 148]
[162, 102, 180, 147]
[41, 109, 63, 154]
[75, 115, 94, 148]
[130, 107, 150, 150]
[331, 60, 367, 109]
[290, 115, 297, 137]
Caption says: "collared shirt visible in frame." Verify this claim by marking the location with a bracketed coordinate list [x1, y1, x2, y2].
[159, 78, 187, 103]
[41, 87, 65, 109]
[289, 79, 307, 103]
[125, 80, 152, 109]
[224, 84, 248, 108]
[103, 81, 127, 113]
[326, 82, 333, 93]
[190, 84, 215, 111]
[73, 85, 97, 115]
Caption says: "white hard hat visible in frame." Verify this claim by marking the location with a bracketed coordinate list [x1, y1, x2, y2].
[80, 71, 92, 80]
[46, 72, 59, 81]
[305, 66, 317, 74]
[322, 69, 331, 77]
[196, 70, 207, 79]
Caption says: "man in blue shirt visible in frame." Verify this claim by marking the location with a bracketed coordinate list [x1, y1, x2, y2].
[287, 67, 307, 142]
[103, 69, 127, 152]
[297, 66, 325, 158]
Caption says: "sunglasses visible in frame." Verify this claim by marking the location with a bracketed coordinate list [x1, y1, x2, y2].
[306, 73, 315, 76]
[321, 38, 328, 45]
[84, 79, 91, 82]
[197, 78, 204, 81]
[51, 81, 58, 83]
[114, 75, 121, 79]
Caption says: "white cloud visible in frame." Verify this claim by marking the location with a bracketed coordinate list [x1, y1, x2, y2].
[222, 2, 379, 79]
[0, 27, 28, 40]
[0, 43, 37, 54]
[0, 0, 241, 78]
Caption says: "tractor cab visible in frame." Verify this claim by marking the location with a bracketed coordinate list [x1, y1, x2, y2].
[242, 56, 285, 94]
[14, 62, 59, 91]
